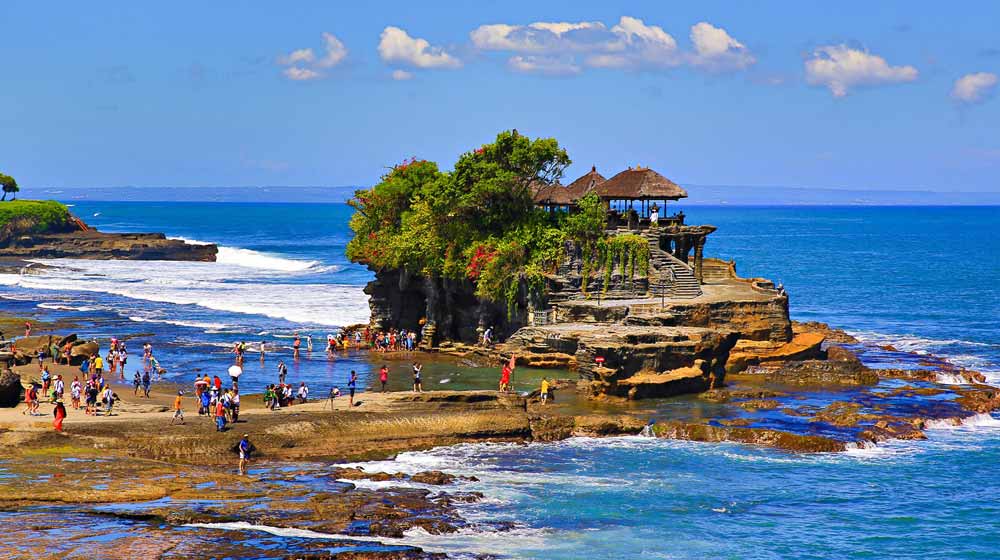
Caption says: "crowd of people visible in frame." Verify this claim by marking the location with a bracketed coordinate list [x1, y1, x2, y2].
[14, 324, 562, 474]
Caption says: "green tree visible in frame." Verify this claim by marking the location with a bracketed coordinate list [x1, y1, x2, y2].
[0, 173, 18, 201]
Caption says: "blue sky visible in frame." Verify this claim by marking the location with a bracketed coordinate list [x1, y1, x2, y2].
[1, 1, 998, 193]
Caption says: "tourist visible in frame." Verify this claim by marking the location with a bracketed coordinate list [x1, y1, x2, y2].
[171, 391, 185, 425]
[102, 385, 116, 416]
[238, 434, 252, 475]
[306, 335, 313, 352]
[84, 382, 98, 415]
[259, 340, 266, 362]
[379, 365, 388, 392]
[24, 321, 31, 337]
[277, 360, 288, 385]
[94, 354, 104, 376]
[348, 370, 357, 407]
[213, 374, 222, 392]
[412, 362, 423, 393]
[41, 367, 51, 400]
[133, 371, 142, 395]
[70, 376, 81, 409]
[143, 342, 152, 364]
[293, 333, 301, 358]
[37, 346, 47, 369]
[482, 326, 493, 347]
[540, 378, 550, 405]
[297, 382, 309, 404]
[150, 356, 162, 380]
[53, 374, 64, 401]
[499, 363, 511, 393]
[52, 399, 66, 432]
[22, 383, 37, 416]
[118, 342, 128, 378]
[141, 369, 151, 398]
[199, 389, 210, 416]
[231, 390, 240, 423]
[214, 398, 226, 431]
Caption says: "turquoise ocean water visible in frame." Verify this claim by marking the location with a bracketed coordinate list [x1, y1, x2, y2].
[1, 203, 998, 558]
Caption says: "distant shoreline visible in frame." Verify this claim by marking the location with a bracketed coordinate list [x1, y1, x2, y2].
[30, 185, 1000, 206]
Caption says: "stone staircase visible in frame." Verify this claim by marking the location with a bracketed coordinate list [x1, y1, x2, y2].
[642, 232, 702, 299]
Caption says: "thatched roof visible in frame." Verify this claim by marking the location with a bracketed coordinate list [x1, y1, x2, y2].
[566, 166, 606, 198]
[533, 166, 606, 206]
[596, 167, 687, 200]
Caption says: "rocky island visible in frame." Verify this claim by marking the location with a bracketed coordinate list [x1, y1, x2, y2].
[0, 199, 217, 261]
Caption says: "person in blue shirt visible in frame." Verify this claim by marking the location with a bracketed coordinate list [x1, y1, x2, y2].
[238, 434, 253, 475]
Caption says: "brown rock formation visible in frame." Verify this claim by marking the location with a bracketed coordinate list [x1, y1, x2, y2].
[1, 231, 216, 261]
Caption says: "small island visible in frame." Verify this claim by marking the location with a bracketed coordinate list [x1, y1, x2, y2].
[0, 197, 217, 261]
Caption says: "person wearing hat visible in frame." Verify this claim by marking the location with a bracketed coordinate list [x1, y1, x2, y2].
[238, 433, 253, 475]
[171, 391, 185, 425]
[53, 399, 67, 432]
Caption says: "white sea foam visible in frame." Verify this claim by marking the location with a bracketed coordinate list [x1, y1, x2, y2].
[169, 237, 326, 273]
[925, 413, 1000, 431]
[37, 302, 98, 312]
[126, 315, 230, 331]
[0, 254, 369, 328]
[184, 520, 552, 556]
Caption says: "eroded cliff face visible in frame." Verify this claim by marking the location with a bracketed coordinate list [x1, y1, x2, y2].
[366, 267, 525, 345]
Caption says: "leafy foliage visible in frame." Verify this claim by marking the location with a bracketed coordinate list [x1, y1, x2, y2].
[346, 130, 651, 312]
[0, 173, 19, 201]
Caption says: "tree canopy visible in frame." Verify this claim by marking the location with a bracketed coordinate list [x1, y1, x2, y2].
[346, 130, 602, 312]
[0, 173, 19, 201]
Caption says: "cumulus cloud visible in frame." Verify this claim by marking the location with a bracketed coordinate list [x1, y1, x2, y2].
[391, 69, 414, 81]
[804, 44, 918, 97]
[277, 32, 348, 81]
[689, 22, 755, 70]
[469, 16, 752, 75]
[378, 26, 461, 69]
[951, 72, 998, 104]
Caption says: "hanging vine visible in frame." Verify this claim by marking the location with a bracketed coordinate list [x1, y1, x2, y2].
[593, 234, 651, 294]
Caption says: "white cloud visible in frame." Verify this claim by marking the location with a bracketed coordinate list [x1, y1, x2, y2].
[378, 26, 461, 69]
[507, 55, 581, 76]
[277, 32, 348, 81]
[804, 44, 918, 97]
[469, 16, 753, 74]
[689, 22, 755, 70]
[278, 48, 315, 66]
[391, 69, 414, 81]
[315, 32, 348, 68]
[283, 67, 321, 81]
[951, 72, 998, 104]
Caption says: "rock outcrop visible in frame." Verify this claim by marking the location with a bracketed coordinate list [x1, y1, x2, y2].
[0, 370, 22, 407]
[1, 231, 217, 261]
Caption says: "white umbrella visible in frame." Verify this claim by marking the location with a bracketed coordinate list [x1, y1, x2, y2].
[228, 365, 243, 378]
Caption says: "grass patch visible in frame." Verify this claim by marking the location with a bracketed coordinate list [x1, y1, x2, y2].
[0, 199, 73, 233]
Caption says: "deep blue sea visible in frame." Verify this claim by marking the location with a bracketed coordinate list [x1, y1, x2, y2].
[2, 203, 999, 558]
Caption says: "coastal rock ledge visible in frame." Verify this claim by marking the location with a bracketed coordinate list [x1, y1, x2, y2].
[1, 227, 217, 261]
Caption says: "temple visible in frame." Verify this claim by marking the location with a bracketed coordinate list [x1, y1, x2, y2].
[533, 165, 716, 297]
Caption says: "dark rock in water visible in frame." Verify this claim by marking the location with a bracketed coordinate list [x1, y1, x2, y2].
[1, 231, 216, 261]
[70, 341, 100, 365]
[0, 370, 23, 407]
[767, 359, 879, 386]
[652, 420, 846, 452]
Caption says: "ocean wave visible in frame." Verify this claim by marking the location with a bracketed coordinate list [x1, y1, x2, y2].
[184, 520, 552, 556]
[0, 259, 370, 328]
[37, 302, 99, 312]
[924, 413, 1000, 431]
[126, 315, 231, 331]
[848, 330, 996, 352]
[168, 237, 327, 273]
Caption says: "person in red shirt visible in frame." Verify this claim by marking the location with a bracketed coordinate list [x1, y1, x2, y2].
[499, 364, 511, 393]
[213, 375, 222, 391]
[379, 365, 389, 392]
[215, 400, 226, 432]
[53, 400, 67, 432]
